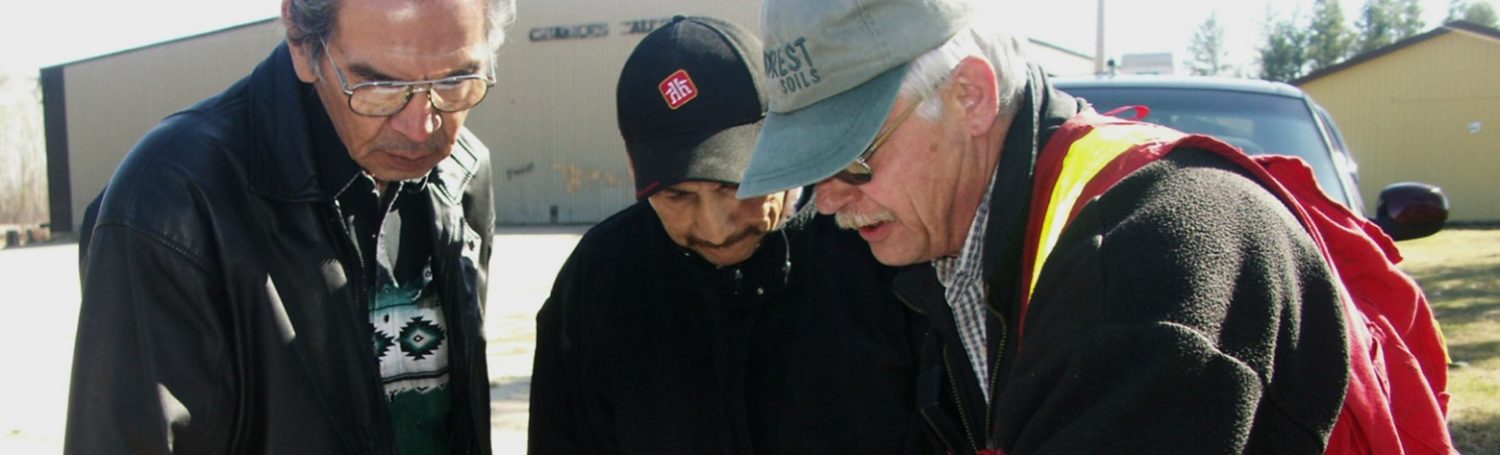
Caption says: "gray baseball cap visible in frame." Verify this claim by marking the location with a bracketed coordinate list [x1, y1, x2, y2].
[737, 0, 973, 198]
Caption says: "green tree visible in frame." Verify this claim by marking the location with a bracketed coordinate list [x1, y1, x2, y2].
[1358, 0, 1399, 52]
[1465, 2, 1499, 26]
[1447, 0, 1465, 21]
[1307, 0, 1353, 71]
[1187, 13, 1232, 76]
[1258, 13, 1308, 82]
[1394, 0, 1426, 38]
[1448, 0, 1499, 27]
[0, 68, 49, 225]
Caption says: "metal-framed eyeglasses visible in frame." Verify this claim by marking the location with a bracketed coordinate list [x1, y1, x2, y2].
[322, 40, 496, 117]
[831, 94, 928, 185]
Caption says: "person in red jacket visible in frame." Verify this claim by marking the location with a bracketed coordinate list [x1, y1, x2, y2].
[738, 0, 1351, 453]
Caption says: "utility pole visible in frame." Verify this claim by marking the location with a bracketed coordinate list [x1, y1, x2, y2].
[1094, 0, 1106, 74]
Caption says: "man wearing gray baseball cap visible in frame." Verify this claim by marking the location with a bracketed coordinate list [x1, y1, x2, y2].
[741, 0, 1350, 453]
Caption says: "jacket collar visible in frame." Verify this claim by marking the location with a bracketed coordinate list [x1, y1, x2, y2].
[887, 67, 1086, 447]
[978, 65, 1085, 311]
[244, 43, 481, 205]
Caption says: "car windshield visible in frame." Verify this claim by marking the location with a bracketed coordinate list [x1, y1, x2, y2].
[1061, 86, 1350, 208]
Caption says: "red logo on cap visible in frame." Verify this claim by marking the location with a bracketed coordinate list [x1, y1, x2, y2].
[659, 69, 698, 110]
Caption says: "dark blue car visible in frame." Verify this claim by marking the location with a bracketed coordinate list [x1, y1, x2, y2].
[1057, 76, 1448, 240]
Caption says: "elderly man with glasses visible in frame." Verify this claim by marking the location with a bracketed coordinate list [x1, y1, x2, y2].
[739, 0, 1351, 453]
[67, 0, 513, 453]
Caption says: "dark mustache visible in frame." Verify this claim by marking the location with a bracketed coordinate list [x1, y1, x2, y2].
[371, 128, 451, 155]
[687, 226, 766, 250]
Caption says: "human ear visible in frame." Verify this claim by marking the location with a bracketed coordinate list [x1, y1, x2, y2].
[287, 42, 321, 83]
[948, 56, 1000, 136]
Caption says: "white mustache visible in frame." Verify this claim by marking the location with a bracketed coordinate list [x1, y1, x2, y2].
[834, 211, 894, 230]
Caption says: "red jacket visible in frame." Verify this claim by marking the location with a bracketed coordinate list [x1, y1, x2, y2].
[1028, 110, 1453, 455]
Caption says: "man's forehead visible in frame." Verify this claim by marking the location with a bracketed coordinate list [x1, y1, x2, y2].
[331, 39, 489, 82]
[338, 0, 486, 25]
[335, 44, 490, 71]
[332, 0, 489, 63]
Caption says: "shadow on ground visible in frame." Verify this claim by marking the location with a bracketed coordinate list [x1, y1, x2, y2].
[1448, 340, 1500, 366]
[1451, 411, 1499, 455]
[1409, 265, 1500, 327]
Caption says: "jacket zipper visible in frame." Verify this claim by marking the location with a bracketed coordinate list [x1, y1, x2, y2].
[325, 200, 394, 454]
[942, 345, 979, 451]
[985, 310, 1007, 447]
[894, 292, 959, 454]
[897, 290, 987, 453]
[436, 211, 475, 453]
[894, 292, 928, 316]
[328, 201, 370, 310]
[918, 409, 957, 452]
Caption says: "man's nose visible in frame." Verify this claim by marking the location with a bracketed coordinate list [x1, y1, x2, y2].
[696, 198, 739, 244]
[815, 179, 856, 215]
[388, 90, 440, 143]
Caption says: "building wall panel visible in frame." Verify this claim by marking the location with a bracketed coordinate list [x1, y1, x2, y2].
[1300, 31, 1500, 221]
[478, 0, 760, 224]
[61, 22, 282, 230]
[54, 1, 1091, 229]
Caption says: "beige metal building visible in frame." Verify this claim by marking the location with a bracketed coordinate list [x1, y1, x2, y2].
[1296, 21, 1500, 222]
[42, 20, 284, 234]
[44, 0, 1093, 231]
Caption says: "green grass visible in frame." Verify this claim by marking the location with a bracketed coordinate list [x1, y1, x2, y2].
[1396, 227, 1500, 455]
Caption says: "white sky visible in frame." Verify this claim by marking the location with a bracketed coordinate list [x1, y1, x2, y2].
[1, 0, 1494, 73]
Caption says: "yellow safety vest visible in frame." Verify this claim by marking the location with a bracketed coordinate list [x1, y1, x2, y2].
[1020, 112, 1187, 310]
[1021, 110, 1454, 455]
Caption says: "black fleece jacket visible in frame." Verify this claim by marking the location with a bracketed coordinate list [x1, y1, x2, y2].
[900, 67, 1349, 454]
[529, 203, 930, 454]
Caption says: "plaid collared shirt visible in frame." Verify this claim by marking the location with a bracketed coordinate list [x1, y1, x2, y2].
[933, 173, 998, 403]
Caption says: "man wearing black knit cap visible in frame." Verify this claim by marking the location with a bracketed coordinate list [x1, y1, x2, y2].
[528, 15, 927, 453]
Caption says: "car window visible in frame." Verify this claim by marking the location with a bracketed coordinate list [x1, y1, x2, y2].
[1061, 86, 1351, 208]
[1313, 104, 1365, 214]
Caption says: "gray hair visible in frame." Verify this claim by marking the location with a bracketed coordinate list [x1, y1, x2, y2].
[284, 0, 517, 68]
[899, 16, 1028, 124]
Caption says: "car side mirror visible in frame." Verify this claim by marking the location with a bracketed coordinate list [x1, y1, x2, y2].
[1374, 182, 1448, 241]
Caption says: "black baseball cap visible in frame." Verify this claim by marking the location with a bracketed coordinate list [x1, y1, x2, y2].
[616, 15, 767, 200]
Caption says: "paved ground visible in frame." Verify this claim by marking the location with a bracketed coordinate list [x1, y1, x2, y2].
[0, 225, 589, 454]
[482, 226, 588, 453]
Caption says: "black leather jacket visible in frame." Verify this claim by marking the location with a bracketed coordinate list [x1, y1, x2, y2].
[67, 44, 496, 454]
